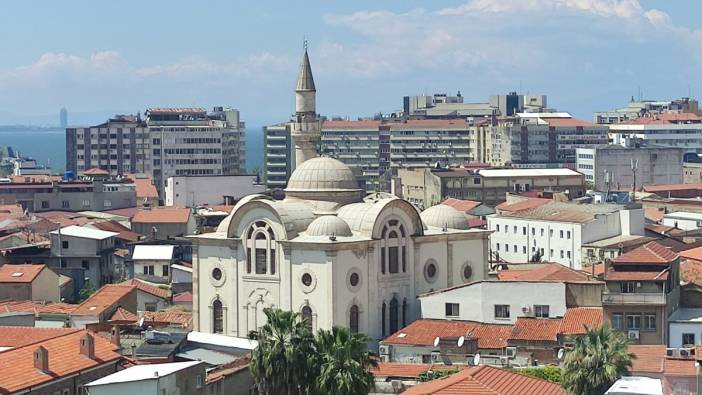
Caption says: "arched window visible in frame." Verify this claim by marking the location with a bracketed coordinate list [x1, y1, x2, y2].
[380, 221, 408, 275]
[350, 305, 359, 333]
[402, 299, 408, 327]
[213, 299, 223, 334]
[301, 305, 313, 332]
[245, 221, 276, 275]
[389, 298, 399, 334]
[381, 302, 387, 336]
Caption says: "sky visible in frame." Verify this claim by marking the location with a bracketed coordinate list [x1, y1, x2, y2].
[0, 0, 701, 126]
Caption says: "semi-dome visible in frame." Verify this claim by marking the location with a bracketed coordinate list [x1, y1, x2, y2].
[420, 204, 470, 230]
[306, 215, 353, 237]
[286, 157, 360, 192]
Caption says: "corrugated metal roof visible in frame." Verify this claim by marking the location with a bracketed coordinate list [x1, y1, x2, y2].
[50, 225, 118, 240]
[132, 245, 175, 261]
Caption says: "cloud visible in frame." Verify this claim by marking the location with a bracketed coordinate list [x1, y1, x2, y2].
[438, 0, 644, 18]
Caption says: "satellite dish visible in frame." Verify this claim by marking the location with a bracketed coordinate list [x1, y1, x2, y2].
[473, 353, 481, 366]
[457, 336, 465, 347]
[557, 348, 565, 360]
[433, 336, 440, 347]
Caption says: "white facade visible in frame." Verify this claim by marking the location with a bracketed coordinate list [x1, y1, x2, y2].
[419, 281, 567, 324]
[164, 175, 265, 207]
[662, 212, 702, 231]
[609, 120, 702, 154]
[192, 49, 492, 343]
[668, 308, 702, 348]
[488, 205, 644, 269]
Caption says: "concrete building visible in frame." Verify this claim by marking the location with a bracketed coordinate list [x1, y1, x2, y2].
[595, 97, 700, 125]
[85, 361, 206, 395]
[576, 145, 683, 189]
[131, 208, 195, 239]
[50, 225, 119, 286]
[487, 201, 645, 269]
[263, 123, 292, 190]
[121, 278, 171, 312]
[609, 113, 702, 153]
[164, 175, 265, 207]
[668, 308, 702, 348]
[0, 264, 61, 302]
[69, 284, 137, 328]
[132, 245, 175, 284]
[397, 167, 585, 209]
[662, 212, 702, 231]
[66, 107, 246, 198]
[683, 161, 702, 184]
[192, 49, 492, 342]
[402, 92, 548, 119]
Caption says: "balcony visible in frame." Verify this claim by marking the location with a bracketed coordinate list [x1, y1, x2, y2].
[601, 292, 666, 305]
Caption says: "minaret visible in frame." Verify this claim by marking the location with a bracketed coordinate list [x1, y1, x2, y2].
[291, 42, 321, 168]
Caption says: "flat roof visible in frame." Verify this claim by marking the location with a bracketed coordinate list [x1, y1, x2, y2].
[187, 331, 257, 350]
[86, 361, 202, 386]
[50, 225, 118, 240]
[664, 211, 702, 221]
[477, 168, 581, 178]
[132, 245, 175, 261]
[605, 376, 663, 395]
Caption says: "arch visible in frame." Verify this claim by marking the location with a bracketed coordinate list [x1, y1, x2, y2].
[213, 298, 224, 334]
[227, 199, 315, 240]
[380, 220, 408, 275]
[301, 305, 313, 332]
[244, 221, 277, 275]
[389, 297, 399, 335]
[369, 199, 425, 239]
[350, 305, 360, 333]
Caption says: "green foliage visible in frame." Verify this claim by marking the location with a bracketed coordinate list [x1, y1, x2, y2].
[562, 325, 635, 395]
[78, 280, 96, 302]
[417, 368, 461, 382]
[249, 308, 377, 395]
[513, 366, 562, 384]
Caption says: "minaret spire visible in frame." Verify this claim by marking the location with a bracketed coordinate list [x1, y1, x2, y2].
[291, 43, 321, 168]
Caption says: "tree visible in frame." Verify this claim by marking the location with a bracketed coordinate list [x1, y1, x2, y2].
[249, 308, 316, 395]
[312, 327, 377, 395]
[562, 325, 635, 395]
[78, 280, 96, 302]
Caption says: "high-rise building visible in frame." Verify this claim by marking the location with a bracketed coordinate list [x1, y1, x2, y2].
[608, 113, 702, 153]
[401, 92, 548, 119]
[263, 123, 291, 190]
[66, 107, 246, 199]
[60, 107, 68, 129]
[594, 97, 700, 124]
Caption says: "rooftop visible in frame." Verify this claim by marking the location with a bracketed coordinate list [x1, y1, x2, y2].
[497, 263, 592, 282]
[559, 307, 604, 335]
[89, 221, 141, 242]
[0, 326, 79, 348]
[50, 225, 118, 240]
[71, 284, 136, 316]
[0, 299, 77, 316]
[500, 202, 624, 224]
[132, 208, 191, 224]
[87, 361, 202, 386]
[142, 309, 193, 328]
[83, 167, 110, 176]
[120, 278, 170, 299]
[478, 168, 582, 178]
[132, 245, 175, 261]
[0, 264, 47, 283]
[382, 319, 512, 349]
[495, 198, 552, 213]
[629, 345, 696, 377]
[440, 197, 481, 213]
[371, 363, 464, 379]
[509, 317, 562, 342]
[613, 241, 678, 265]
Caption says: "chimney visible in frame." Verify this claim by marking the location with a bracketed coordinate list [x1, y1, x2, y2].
[110, 326, 121, 348]
[34, 346, 49, 373]
[80, 333, 95, 359]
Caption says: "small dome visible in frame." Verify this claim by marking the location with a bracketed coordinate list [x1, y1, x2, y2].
[306, 215, 353, 237]
[420, 204, 470, 230]
[286, 157, 360, 192]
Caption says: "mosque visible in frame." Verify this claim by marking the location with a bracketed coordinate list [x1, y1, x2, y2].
[192, 48, 492, 341]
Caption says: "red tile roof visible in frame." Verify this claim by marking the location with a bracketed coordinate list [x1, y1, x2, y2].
[322, 120, 382, 129]
[90, 221, 141, 242]
[0, 326, 79, 348]
[559, 308, 604, 335]
[509, 318, 562, 342]
[0, 330, 122, 392]
[613, 242, 678, 265]
[546, 118, 597, 128]
[207, 355, 252, 384]
[132, 208, 191, 224]
[605, 269, 669, 281]
[499, 264, 591, 282]
[495, 198, 551, 213]
[644, 207, 665, 223]
[0, 204, 24, 222]
[680, 247, 702, 263]
[71, 284, 136, 316]
[371, 363, 463, 379]
[402, 365, 567, 395]
[83, 167, 110, 176]
[102, 207, 138, 218]
[0, 300, 77, 315]
[441, 197, 481, 213]
[0, 264, 47, 283]
[680, 259, 702, 286]
[108, 307, 138, 324]
[643, 183, 702, 193]
[120, 279, 170, 299]
[127, 174, 159, 199]
[629, 345, 696, 377]
[173, 291, 193, 303]
[142, 309, 193, 328]
[382, 319, 511, 349]
[645, 223, 676, 235]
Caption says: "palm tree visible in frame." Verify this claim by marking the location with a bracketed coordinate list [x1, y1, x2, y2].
[312, 327, 377, 395]
[562, 325, 635, 395]
[249, 308, 316, 395]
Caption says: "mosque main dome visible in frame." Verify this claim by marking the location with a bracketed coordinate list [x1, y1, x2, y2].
[286, 157, 360, 192]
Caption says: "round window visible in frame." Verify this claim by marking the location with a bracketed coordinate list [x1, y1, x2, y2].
[424, 259, 438, 283]
[212, 268, 222, 281]
[302, 273, 313, 287]
[350, 272, 360, 287]
[463, 265, 472, 281]
[427, 264, 437, 278]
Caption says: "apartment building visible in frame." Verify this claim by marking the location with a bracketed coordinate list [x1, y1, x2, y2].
[397, 167, 584, 209]
[66, 107, 246, 198]
[609, 113, 702, 153]
[576, 145, 683, 189]
[594, 97, 700, 125]
[262, 123, 292, 190]
[487, 201, 644, 269]
[402, 91, 548, 119]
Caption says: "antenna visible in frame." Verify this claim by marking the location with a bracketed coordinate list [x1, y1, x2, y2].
[433, 337, 440, 347]
[473, 353, 481, 365]
[303, 38, 308, 51]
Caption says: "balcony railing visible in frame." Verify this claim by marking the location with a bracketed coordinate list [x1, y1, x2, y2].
[601, 292, 666, 305]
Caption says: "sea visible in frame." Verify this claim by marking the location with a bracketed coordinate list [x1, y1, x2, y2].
[0, 126, 264, 175]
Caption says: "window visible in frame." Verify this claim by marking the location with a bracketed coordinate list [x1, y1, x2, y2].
[41, 201, 49, 209]
[534, 305, 550, 318]
[389, 298, 399, 334]
[612, 313, 623, 330]
[350, 305, 359, 333]
[540, 228, 544, 236]
[381, 302, 387, 336]
[81, 260, 89, 270]
[212, 268, 222, 280]
[644, 314, 656, 331]
[349, 272, 359, 287]
[246, 221, 276, 275]
[522, 227, 527, 235]
[560, 230, 564, 238]
[567, 251, 571, 259]
[505, 244, 509, 252]
[402, 299, 408, 327]
[621, 281, 636, 293]
[494, 304, 510, 319]
[424, 261, 437, 281]
[82, 199, 90, 207]
[567, 230, 571, 239]
[143, 265, 154, 275]
[145, 302, 157, 312]
[496, 243, 500, 251]
[103, 200, 112, 208]
[682, 333, 695, 346]
[162, 265, 169, 277]
[445, 303, 459, 317]
[213, 299, 223, 333]
[626, 314, 641, 329]
[302, 306, 313, 332]
[522, 246, 527, 254]
[62, 241, 69, 249]
[549, 229, 553, 237]
[301, 273, 313, 287]
[513, 226, 517, 234]
[196, 374, 203, 389]
[381, 223, 407, 274]
[560, 250, 564, 259]
[496, 224, 500, 232]
[62, 200, 70, 209]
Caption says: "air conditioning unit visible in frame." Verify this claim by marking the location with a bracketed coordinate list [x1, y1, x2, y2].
[666, 348, 678, 358]
[505, 347, 517, 358]
[431, 352, 441, 362]
[521, 305, 533, 314]
[627, 330, 640, 340]
[499, 355, 510, 366]
[379, 345, 392, 355]
[380, 354, 390, 363]
[679, 348, 695, 357]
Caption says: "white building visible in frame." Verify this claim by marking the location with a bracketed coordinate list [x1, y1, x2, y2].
[576, 145, 683, 189]
[668, 308, 702, 348]
[49, 225, 119, 286]
[192, 49, 492, 342]
[488, 202, 644, 269]
[662, 212, 702, 231]
[132, 245, 175, 284]
[164, 175, 265, 207]
[85, 361, 205, 395]
[609, 113, 702, 154]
